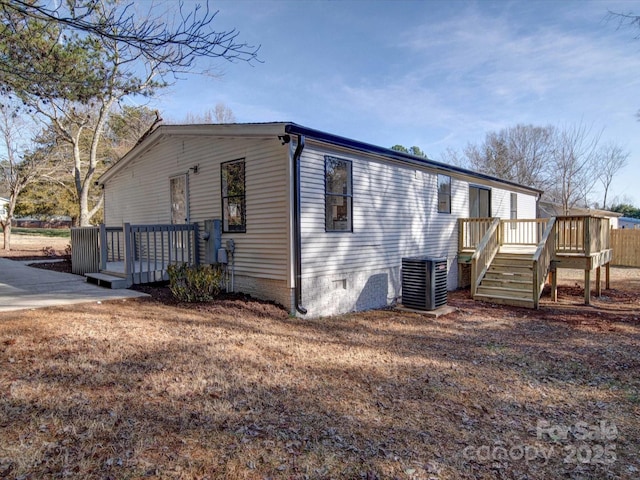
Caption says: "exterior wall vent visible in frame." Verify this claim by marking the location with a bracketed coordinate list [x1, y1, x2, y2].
[401, 256, 448, 310]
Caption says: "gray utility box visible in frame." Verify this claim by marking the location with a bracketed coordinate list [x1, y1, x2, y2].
[401, 256, 448, 310]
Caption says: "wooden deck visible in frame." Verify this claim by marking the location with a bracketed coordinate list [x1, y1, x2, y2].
[71, 223, 199, 288]
[458, 216, 613, 308]
[101, 260, 170, 285]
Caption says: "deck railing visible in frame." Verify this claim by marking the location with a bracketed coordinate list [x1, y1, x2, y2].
[555, 216, 610, 255]
[588, 216, 610, 254]
[501, 219, 548, 245]
[458, 217, 495, 251]
[470, 218, 501, 297]
[71, 222, 199, 284]
[99, 225, 126, 270]
[532, 218, 556, 309]
[125, 223, 199, 284]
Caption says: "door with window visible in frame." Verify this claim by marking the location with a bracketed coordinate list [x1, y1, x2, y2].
[468, 185, 491, 246]
[170, 175, 189, 224]
[469, 185, 491, 218]
[170, 175, 189, 257]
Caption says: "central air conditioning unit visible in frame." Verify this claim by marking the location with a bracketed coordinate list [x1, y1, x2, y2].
[401, 256, 448, 311]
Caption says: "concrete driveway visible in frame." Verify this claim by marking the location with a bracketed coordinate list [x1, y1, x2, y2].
[0, 257, 147, 312]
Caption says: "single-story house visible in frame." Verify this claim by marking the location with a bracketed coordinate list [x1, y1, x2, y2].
[97, 122, 543, 317]
[618, 217, 640, 229]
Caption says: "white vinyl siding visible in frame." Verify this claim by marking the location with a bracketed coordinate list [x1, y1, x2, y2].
[104, 135, 290, 282]
[298, 142, 539, 301]
[491, 187, 536, 219]
[299, 143, 464, 291]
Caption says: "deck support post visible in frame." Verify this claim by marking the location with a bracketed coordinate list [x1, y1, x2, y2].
[124, 223, 133, 279]
[99, 224, 107, 271]
[595, 266, 602, 297]
[550, 268, 558, 302]
[584, 268, 591, 305]
[605, 263, 610, 290]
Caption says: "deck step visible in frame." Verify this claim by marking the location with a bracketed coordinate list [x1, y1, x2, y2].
[476, 285, 533, 298]
[473, 293, 535, 308]
[484, 271, 533, 280]
[476, 248, 536, 306]
[488, 265, 533, 275]
[491, 257, 532, 266]
[480, 278, 532, 290]
[85, 272, 129, 289]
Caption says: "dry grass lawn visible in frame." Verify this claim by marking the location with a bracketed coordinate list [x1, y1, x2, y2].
[0, 257, 639, 478]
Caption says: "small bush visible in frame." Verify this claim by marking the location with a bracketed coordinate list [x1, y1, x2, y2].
[167, 263, 225, 302]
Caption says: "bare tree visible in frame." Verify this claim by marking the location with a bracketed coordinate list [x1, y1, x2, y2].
[595, 142, 629, 209]
[450, 123, 627, 212]
[464, 132, 511, 179]
[547, 124, 601, 213]
[439, 146, 467, 168]
[184, 102, 236, 124]
[0, 103, 56, 249]
[460, 124, 556, 189]
[213, 102, 236, 123]
[505, 124, 556, 190]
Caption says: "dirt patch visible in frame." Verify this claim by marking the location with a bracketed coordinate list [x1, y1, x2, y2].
[0, 235, 70, 258]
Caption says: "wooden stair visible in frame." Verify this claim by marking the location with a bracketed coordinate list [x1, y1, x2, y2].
[85, 272, 129, 289]
[474, 252, 535, 308]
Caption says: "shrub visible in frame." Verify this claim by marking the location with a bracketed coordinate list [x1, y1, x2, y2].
[167, 263, 225, 302]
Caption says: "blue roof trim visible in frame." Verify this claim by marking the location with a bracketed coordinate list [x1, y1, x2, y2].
[284, 123, 543, 195]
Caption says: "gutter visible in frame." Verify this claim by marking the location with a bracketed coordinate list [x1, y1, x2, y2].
[292, 134, 307, 315]
[284, 123, 543, 197]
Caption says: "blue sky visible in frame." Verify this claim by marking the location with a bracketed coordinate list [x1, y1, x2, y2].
[148, 0, 640, 206]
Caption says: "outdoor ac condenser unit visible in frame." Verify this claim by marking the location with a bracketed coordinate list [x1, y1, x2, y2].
[401, 256, 448, 311]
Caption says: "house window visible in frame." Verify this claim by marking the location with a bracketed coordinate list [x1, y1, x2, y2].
[510, 193, 518, 220]
[325, 156, 352, 232]
[438, 174, 451, 214]
[221, 159, 245, 232]
[510, 193, 518, 229]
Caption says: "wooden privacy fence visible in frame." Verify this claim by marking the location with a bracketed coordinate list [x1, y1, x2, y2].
[611, 230, 640, 267]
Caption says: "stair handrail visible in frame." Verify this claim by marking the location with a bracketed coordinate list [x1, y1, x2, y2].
[532, 217, 556, 309]
[470, 217, 501, 297]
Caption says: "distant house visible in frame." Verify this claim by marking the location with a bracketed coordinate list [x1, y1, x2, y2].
[95, 123, 543, 317]
[0, 197, 8, 223]
[537, 201, 621, 230]
[13, 215, 73, 229]
[618, 217, 640, 229]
